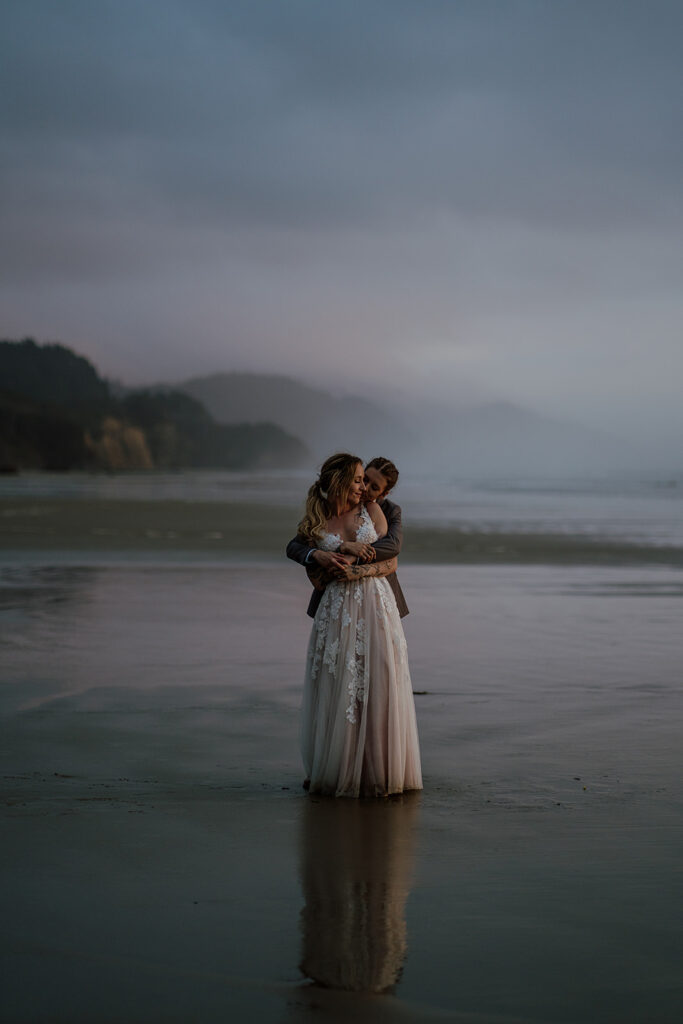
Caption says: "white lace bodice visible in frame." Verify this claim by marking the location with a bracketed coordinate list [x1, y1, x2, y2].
[317, 504, 378, 551]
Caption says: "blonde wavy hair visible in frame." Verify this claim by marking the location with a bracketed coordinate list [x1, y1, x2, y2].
[297, 452, 364, 541]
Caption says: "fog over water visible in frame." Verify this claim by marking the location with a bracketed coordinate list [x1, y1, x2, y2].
[2, 1, 682, 466]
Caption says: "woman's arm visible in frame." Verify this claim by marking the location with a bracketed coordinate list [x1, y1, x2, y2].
[366, 500, 388, 539]
[339, 539, 376, 561]
[287, 532, 348, 571]
[371, 501, 402, 561]
[332, 556, 397, 581]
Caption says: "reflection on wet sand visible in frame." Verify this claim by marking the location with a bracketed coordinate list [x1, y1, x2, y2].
[0, 564, 98, 615]
[298, 794, 420, 994]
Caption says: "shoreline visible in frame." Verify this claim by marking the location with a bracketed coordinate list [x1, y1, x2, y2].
[2, 497, 683, 567]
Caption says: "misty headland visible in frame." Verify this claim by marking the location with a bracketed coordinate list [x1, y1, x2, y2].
[0, 338, 308, 473]
[2, 336, 681, 481]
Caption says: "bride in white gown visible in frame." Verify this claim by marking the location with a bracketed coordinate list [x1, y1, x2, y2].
[297, 453, 422, 798]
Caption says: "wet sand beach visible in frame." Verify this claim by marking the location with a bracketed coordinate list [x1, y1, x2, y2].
[2, 558, 683, 1022]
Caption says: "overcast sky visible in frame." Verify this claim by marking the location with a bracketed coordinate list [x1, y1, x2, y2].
[2, 0, 681, 446]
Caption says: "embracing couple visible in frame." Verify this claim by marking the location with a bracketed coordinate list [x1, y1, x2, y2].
[286, 454, 422, 799]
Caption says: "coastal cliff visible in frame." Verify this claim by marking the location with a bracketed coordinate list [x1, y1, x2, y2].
[0, 339, 309, 471]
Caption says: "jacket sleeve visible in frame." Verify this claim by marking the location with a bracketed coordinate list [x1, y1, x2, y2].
[371, 502, 402, 561]
[286, 532, 315, 566]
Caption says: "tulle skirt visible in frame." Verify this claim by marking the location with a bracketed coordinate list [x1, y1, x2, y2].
[301, 577, 422, 798]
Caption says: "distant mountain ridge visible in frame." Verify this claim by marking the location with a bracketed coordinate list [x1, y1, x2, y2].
[178, 371, 633, 475]
[0, 339, 639, 476]
[416, 399, 633, 476]
[178, 371, 413, 461]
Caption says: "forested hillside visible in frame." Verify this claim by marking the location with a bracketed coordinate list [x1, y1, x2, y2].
[0, 339, 308, 471]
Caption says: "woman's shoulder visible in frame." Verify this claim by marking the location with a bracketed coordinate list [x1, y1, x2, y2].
[365, 500, 382, 522]
[365, 501, 387, 532]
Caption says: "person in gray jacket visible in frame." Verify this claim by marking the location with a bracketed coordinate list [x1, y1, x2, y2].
[286, 456, 408, 619]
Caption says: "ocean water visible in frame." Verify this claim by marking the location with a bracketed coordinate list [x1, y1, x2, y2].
[2, 469, 683, 556]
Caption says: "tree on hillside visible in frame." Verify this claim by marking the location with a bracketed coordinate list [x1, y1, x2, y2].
[0, 338, 109, 406]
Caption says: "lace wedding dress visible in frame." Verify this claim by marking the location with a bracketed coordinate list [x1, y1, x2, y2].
[301, 506, 423, 798]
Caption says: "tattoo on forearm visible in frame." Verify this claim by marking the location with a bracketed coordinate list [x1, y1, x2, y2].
[348, 559, 395, 579]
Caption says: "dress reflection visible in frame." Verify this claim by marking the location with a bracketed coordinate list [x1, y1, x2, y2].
[298, 794, 419, 994]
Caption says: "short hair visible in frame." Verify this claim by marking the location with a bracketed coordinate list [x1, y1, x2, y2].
[365, 457, 399, 494]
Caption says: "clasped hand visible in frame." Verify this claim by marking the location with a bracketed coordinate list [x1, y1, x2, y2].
[307, 542, 375, 588]
[340, 540, 376, 562]
[311, 543, 375, 569]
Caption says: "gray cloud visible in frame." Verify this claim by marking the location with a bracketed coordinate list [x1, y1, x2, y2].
[1, 1, 682, 451]
[3, 0, 681, 236]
